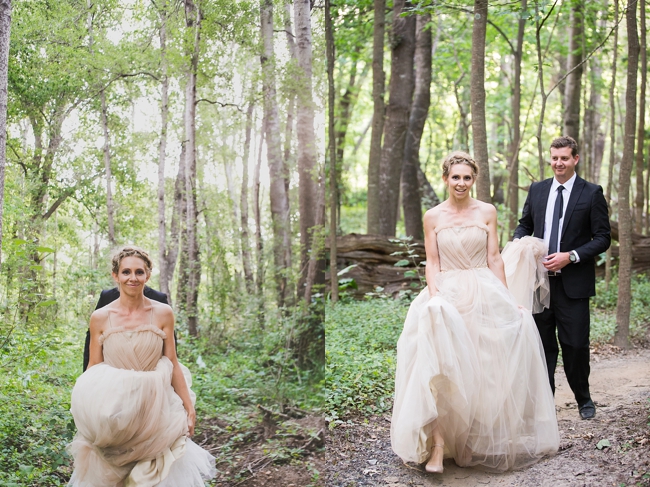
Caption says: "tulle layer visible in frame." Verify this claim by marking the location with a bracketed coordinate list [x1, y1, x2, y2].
[69, 350, 214, 486]
[391, 262, 559, 471]
[502, 236, 550, 313]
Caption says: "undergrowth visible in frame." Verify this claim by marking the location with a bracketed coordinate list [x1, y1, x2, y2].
[326, 274, 650, 423]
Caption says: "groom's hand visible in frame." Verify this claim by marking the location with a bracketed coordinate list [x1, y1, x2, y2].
[543, 252, 571, 272]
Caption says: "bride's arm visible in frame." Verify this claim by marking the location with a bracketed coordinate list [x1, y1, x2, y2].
[484, 204, 508, 288]
[160, 306, 196, 437]
[423, 209, 441, 298]
[86, 311, 105, 369]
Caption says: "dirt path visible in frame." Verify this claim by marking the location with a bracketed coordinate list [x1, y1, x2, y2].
[326, 347, 650, 487]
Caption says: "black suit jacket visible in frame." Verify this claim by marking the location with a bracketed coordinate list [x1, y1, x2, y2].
[82, 286, 170, 371]
[513, 175, 611, 299]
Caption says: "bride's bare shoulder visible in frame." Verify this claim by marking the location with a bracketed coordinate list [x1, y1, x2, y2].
[150, 299, 174, 319]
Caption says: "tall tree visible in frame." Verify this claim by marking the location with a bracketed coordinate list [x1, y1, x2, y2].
[635, 0, 647, 233]
[240, 102, 255, 293]
[507, 0, 526, 235]
[614, 0, 639, 349]
[183, 0, 202, 336]
[563, 1, 583, 146]
[326, 0, 338, 303]
[0, 0, 10, 264]
[605, 0, 618, 290]
[366, 0, 385, 234]
[377, 0, 415, 236]
[260, 0, 291, 306]
[401, 12, 431, 240]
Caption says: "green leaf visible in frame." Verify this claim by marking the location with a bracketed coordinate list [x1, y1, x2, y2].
[36, 299, 57, 307]
[36, 246, 55, 253]
[404, 270, 418, 278]
[29, 265, 43, 271]
[337, 264, 357, 276]
[596, 439, 611, 450]
[394, 259, 410, 267]
[12, 238, 28, 246]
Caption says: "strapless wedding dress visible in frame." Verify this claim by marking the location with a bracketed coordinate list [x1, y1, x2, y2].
[68, 321, 216, 487]
[390, 224, 559, 471]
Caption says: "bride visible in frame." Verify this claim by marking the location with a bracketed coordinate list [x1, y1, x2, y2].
[68, 246, 216, 487]
[390, 152, 559, 473]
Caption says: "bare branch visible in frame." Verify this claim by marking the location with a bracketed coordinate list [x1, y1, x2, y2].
[195, 99, 244, 112]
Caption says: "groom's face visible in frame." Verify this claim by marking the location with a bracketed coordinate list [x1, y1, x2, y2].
[550, 146, 579, 183]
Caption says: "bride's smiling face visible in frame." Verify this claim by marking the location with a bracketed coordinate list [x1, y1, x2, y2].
[444, 163, 475, 199]
[113, 256, 150, 294]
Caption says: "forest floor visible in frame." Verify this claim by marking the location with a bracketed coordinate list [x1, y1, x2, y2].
[325, 344, 650, 487]
[197, 410, 325, 487]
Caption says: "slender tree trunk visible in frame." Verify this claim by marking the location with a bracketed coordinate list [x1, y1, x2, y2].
[0, 0, 10, 265]
[294, 0, 321, 299]
[100, 92, 116, 245]
[241, 103, 255, 293]
[253, 127, 265, 319]
[261, 0, 292, 307]
[224, 159, 243, 291]
[563, 2, 583, 146]
[377, 0, 415, 236]
[184, 0, 201, 336]
[583, 58, 603, 183]
[508, 0, 526, 235]
[470, 0, 490, 201]
[635, 0, 647, 233]
[164, 147, 186, 308]
[175, 147, 189, 314]
[366, 0, 385, 234]
[326, 0, 338, 302]
[614, 0, 639, 349]
[284, 0, 297, 200]
[157, 2, 171, 300]
[401, 13, 431, 240]
[605, 0, 619, 290]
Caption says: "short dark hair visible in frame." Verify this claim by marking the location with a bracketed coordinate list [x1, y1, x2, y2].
[550, 135, 578, 156]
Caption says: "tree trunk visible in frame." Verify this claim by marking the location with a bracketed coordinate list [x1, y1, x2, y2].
[377, 0, 415, 236]
[326, 0, 338, 303]
[294, 0, 321, 300]
[240, 102, 255, 293]
[366, 0, 386, 234]
[261, 0, 292, 307]
[100, 90, 116, 246]
[184, 0, 201, 336]
[224, 159, 243, 291]
[614, 0, 639, 350]
[0, 0, 10, 265]
[635, 0, 647, 233]
[253, 127, 265, 305]
[401, 13, 431, 241]
[508, 0, 526, 235]
[470, 0, 490, 201]
[157, 2, 172, 301]
[583, 58, 603, 183]
[605, 0, 619, 290]
[175, 146, 189, 314]
[563, 2, 583, 146]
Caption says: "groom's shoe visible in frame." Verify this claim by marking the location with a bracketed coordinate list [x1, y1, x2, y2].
[579, 400, 596, 420]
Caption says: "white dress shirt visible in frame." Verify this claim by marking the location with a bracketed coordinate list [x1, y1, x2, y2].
[544, 173, 580, 263]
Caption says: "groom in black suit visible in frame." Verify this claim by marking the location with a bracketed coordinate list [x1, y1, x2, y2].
[82, 286, 169, 371]
[514, 135, 611, 420]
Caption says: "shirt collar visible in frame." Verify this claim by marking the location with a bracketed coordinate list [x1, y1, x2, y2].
[551, 172, 577, 193]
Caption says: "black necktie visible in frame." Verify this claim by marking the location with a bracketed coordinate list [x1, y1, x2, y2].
[548, 185, 565, 255]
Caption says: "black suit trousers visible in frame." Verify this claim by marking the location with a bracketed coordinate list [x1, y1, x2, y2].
[534, 274, 591, 406]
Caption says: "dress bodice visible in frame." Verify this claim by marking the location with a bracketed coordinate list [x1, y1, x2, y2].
[436, 223, 489, 271]
[100, 324, 166, 371]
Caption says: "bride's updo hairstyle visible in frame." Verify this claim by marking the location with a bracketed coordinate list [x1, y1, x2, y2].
[442, 151, 479, 179]
[111, 245, 153, 277]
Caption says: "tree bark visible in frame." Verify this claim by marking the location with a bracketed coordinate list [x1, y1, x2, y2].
[401, 13, 431, 241]
[183, 0, 201, 336]
[240, 102, 255, 293]
[253, 127, 265, 305]
[377, 0, 415, 236]
[157, 2, 171, 300]
[614, 0, 639, 350]
[326, 0, 338, 302]
[470, 0, 490, 202]
[261, 0, 292, 307]
[100, 90, 116, 246]
[605, 0, 619, 290]
[635, 0, 646, 233]
[563, 1, 583, 146]
[366, 0, 386, 234]
[508, 0, 526, 235]
[0, 0, 10, 265]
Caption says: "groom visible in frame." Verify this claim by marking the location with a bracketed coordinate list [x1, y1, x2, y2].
[514, 135, 611, 420]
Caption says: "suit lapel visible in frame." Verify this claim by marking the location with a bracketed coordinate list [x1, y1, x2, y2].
[561, 176, 585, 237]
[535, 179, 553, 239]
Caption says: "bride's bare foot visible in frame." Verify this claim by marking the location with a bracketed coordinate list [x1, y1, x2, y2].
[425, 444, 444, 473]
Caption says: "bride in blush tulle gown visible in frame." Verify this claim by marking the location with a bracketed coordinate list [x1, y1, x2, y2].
[390, 152, 559, 473]
[68, 246, 216, 487]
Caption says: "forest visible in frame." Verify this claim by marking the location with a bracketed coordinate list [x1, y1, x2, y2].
[0, 0, 325, 485]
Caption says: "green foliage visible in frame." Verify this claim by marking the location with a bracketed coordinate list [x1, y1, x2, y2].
[325, 299, 407, 422]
